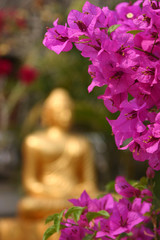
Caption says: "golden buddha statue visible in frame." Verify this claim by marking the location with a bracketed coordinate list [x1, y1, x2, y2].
[18, 88, 98, 220]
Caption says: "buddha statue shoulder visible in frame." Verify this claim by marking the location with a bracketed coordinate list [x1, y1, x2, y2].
[18, 88, 98, 219]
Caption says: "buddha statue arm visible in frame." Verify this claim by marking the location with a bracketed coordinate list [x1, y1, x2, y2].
[75, 140, 97, 194]
[22, 135, 73, 198]
[83, 141, 96, 183]
[22, 137, 44, 196]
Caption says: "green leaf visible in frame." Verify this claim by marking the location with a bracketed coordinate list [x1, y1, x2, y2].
[116, 233, 127, 240]
[116, 231, 133, 239]
[43, 226, 56, 240]
[79, 35, 90, 40]
[86, 212, 101, 222]
[105, 180, 115, 193]
[107, 24, 121, 35]
[127, 30, 143, 36]
[86, 210, 110, 222]
[98, 210, 110, 218]
[54, 210, 65, 232]
[82, 234, 95, 240]
[133, 183, 145, 190]
[140, 176, 148, 186]
[133, 177, 148, 190]
[144, 212, 151, 217]
[65, 206, 85, 222]
[45, 210, 64, 233]
[45, 213, 59, 224]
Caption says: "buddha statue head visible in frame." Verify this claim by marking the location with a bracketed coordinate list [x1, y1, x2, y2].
[41, 88, 74, 130]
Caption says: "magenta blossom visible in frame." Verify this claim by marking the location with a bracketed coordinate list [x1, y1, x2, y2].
[146, 166, 155, 179]
[43, 19, 74, 55]
[107, 99, 146, 148]
[109, 198, 146, 236]
[43, 0, 160, 171]
[115, 176, 140, 198]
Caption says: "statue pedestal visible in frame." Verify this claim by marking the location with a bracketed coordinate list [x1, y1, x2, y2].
[0, 218, 60, 240]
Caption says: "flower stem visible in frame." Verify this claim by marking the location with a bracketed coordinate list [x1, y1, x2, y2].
[151, 215, 158, 240]
[0, 92, 9, 130]
[62, 221, 95, 233]
[151, 33, 158, 54]
[134, 47, 159, 60]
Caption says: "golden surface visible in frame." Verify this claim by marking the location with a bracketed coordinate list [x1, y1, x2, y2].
[18, 88, 98, 219]
[0, 218, 60, 240]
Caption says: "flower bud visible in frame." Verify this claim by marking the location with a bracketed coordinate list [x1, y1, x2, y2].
[146, 167, 155, 179]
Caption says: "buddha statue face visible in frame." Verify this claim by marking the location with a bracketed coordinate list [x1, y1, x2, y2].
[41, 88, 74, 130]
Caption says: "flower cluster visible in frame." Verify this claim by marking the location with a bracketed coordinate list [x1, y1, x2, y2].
[44, 176, 155, 240]
[42, 1, 160, 239]
[43, 0, 160, 170]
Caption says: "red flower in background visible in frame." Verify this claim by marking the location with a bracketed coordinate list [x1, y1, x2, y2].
[18, 65, 38, 84]
[15, 17, 26, 29]
[8, 10, 27, 29]
[0, 11, 4, 32]
[0, 59, 12, 76]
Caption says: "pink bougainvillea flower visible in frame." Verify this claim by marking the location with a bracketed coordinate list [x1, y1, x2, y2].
[127, 139, 149, 162]
[146, 166, 155, 179]
[42, 1, 160, 238]
[43, 20, 74, 55]
[115, 1, 142, 21]
[59, 226, 88, 240]
[109, 198, 145, 235]
[69, 190, 92, 208]
[131, 225, 154, 240]
[131, 197, 151, 216]
[107, 99, 146, 148]
[115, 176, 141, 198]
[43, 0, 160, 173]
[148, 151, 160, 170]
[96, 218, 116, 239]
[141, 189, 153, 202]
[91, 193, 114, 214]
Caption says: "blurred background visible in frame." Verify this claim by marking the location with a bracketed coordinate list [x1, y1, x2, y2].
[0, 0, 147, 218]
